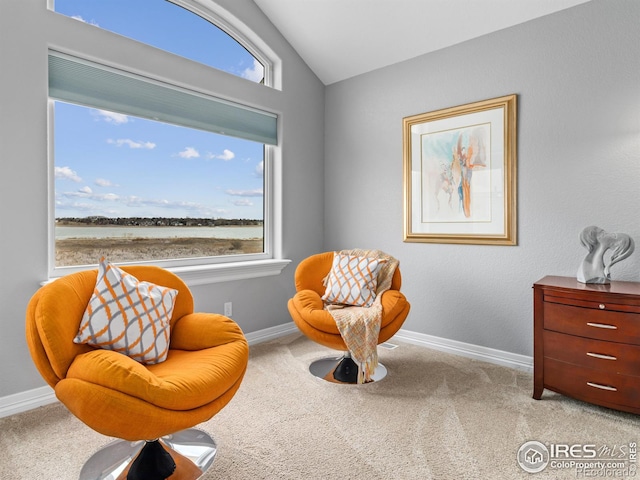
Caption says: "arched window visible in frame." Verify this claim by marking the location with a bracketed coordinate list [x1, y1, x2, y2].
[53, 0, 268, 84]
[48, 0, 284, 281]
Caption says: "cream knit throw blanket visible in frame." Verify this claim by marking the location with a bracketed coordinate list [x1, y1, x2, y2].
[325, 249, 399, 383]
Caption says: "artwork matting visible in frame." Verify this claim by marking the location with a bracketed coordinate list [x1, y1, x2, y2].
[402, 94, 517, 245]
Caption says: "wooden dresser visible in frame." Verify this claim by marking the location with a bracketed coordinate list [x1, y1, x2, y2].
[533, 275, 640, 414]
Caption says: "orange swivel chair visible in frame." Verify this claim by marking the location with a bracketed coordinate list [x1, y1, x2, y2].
[288, 251, 410, 383]
[26, 265, 249, 480]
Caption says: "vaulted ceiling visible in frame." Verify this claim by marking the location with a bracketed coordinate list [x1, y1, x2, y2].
[252, 0, 591, 85]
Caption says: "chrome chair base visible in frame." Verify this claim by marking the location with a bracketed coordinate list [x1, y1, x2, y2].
[309, 355, 388, 384]
[79, 428, 217, 480]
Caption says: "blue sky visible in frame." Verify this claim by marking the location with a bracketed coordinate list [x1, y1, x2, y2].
[53, 0, 265, 220]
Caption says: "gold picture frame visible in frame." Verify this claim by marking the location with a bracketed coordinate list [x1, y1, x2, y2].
[403, 94, 517, 245]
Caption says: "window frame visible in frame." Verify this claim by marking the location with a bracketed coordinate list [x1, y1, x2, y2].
[168, 0, 280, 89]
[46, 0, 289, 285]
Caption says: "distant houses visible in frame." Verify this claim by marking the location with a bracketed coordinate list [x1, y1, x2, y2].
[55, 217, 263, 227]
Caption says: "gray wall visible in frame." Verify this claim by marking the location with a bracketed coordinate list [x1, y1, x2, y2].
[1, 0, 639, 402]
[0, 0, 324, 398]
[324, 0, 640, 357]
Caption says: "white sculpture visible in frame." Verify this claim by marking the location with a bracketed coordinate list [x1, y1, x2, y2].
[577, 226, 635, 284]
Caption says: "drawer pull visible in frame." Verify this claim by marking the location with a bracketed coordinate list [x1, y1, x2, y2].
[586, 322, 617, 330]
[599, 304, 606, 310]
[587, 382, 617, 392]
[586, 352, 617, 361]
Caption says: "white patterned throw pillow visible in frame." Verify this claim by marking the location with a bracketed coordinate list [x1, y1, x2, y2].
[74, 258, 178, 365]
[322, 253, 386, 307]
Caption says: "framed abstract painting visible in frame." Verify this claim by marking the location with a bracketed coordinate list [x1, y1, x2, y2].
[402, 94, 517, 245]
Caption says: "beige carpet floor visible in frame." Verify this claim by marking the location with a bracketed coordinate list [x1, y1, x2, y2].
[2, 333, 639, 479]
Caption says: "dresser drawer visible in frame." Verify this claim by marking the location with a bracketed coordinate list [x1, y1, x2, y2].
[544, 357, 640, 409]
[543, 302, 640, 344]
[544, 330, 640, 376]
[544, 293, 640, 314]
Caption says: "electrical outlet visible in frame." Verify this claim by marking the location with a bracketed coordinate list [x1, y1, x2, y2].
[224, 302, 233, 317]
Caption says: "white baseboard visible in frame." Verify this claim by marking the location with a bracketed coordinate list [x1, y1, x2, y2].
[392, 329, 533, 372]
[0, 385, 57, 419]
[244, 322, 298, 345]
[0, 323, 531, 419]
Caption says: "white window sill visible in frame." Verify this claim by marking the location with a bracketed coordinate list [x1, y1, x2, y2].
[44, 259, 291, 287]
[170, 258, 291, 286]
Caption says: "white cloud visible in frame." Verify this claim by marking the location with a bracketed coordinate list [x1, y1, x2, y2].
[107, 138, 156, 149]
[178, 147, 200, 159]
[55, 166, 82, 182]
[94, 110, 130, 125]
[232, 199, 254, 207]
[255, 161, 264, 176]
[122, 196, 221, 215]
[95, 178, 118, 187]
[57, 189, 229, 218]
[70, 15, 100, 26]
[242, 59, 264, 83]
[55, 201, 101, 213]
[225, 188, 263, 197]
[207, 149, 235, 161]
[218, 149, 235, 161]
[61, 191, 119, 202]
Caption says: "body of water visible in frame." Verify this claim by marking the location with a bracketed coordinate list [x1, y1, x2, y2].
[55, 225, 263, 240]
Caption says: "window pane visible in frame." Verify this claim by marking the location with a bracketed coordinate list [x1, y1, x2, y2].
[53, 0, 264, 83]
[54, 101, 265, 267]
